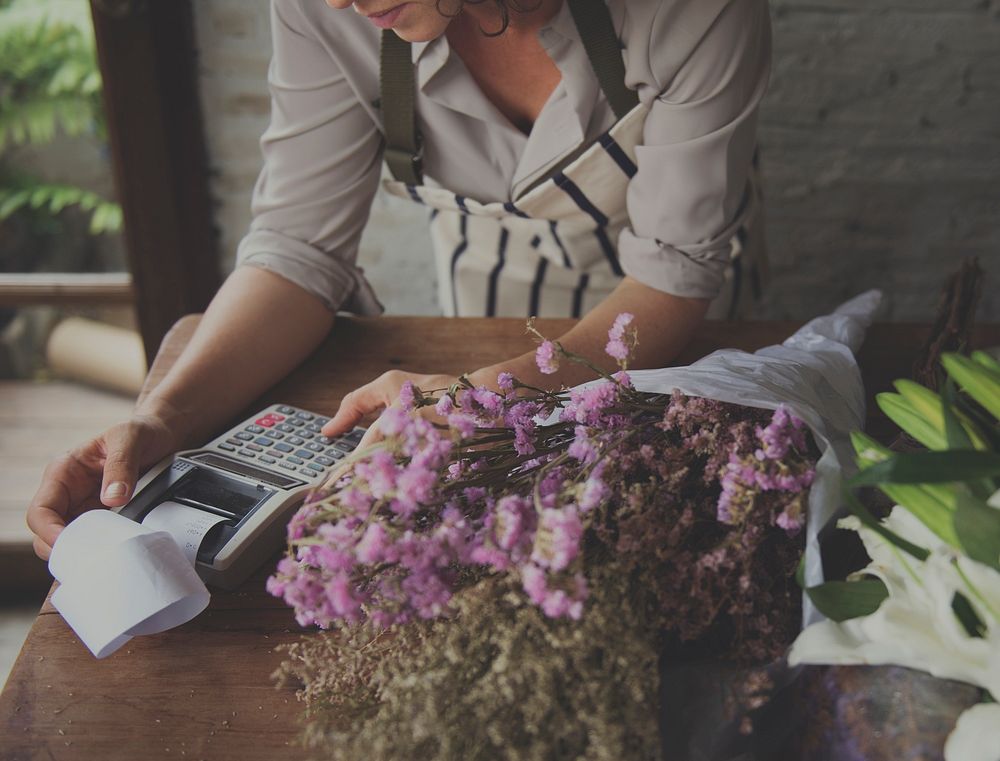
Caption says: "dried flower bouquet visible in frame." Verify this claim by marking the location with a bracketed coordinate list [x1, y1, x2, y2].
[271, 293, 882, 760]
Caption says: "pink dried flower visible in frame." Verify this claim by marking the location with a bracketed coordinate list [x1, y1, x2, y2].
[605, 312, 637, 365]
[435, 394, 455, 416]
[535, 340, 559, 375]
[355, 522, 389, 564]
[447, 412, 478, 439]
[398, 381, 417, 411]
[531, 507, 583, 572]
[521, 564, 587, 620]
[377, 406, 410, 437]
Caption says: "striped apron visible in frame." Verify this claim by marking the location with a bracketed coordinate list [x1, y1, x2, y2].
[378, 1, 765, 319]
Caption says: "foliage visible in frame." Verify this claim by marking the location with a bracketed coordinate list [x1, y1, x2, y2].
[790, 350, 1000, 759]
[0, 0, 121, 235]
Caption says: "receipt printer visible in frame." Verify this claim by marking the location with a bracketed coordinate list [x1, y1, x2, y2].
[119, 404, 363, 589]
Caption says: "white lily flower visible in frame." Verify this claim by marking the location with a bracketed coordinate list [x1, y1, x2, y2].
[789, 506, 1000, 760]
[989, 488, 1000, 510]
[944, 702, 1000, 761]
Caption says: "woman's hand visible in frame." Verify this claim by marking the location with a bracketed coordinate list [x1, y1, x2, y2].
[321, 370, 461, 446]
[26, 414, 181, 561]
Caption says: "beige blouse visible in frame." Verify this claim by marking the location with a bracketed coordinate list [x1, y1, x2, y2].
[236, 0, 772, 314]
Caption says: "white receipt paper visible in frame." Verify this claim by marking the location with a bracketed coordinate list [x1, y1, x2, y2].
[49, 506, 225, 659]
[142, 500, 228, 565]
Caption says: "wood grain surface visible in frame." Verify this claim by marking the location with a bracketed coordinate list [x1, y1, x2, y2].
[3, 315, 999, 761]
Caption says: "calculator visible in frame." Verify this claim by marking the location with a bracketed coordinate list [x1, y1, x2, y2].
[118, 404, 365, 590]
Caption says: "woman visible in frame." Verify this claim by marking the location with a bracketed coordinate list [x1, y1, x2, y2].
[27, 0, 770, 559]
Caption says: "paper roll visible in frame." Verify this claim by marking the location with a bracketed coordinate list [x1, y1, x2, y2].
[142, 501, 228, 565]
[49, 510, 212, 659]
[46, 317, 146, 396]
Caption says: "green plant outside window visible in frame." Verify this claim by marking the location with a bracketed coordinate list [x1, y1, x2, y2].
[0, 0, 122, 235]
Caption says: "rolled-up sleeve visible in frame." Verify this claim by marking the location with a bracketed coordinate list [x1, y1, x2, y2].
[236, 0, 384, 314]
[618, 0, 772, 299]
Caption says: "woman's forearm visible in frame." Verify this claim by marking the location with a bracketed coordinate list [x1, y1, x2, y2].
[471, 276, 708, 389]
[136, 266, 336, 447]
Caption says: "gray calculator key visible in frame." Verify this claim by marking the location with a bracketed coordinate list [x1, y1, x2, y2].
[268, 430, 284, 440]
[295, 411, 314, 420]
[306, 462, 325, 472]
[346, 428, 365, 441]
[286, 435, 304, 446]
[315, 416, 330, 426]
[273, 442, 294, 453]
[286, 455, 304, 465]
[235, 431, 254, 441]
[254, 437, 274, 447]
[278, 461, 298, 471]
[246, 443, 264, 452]
[300, 466, 318, 476]
[219, 442, 236, 452]
[306, 442, 324, 453]
[238, 449, 256, 459]
[267, 450, 285, 459]
[246, 424, 265, 434]
[334, 441, 354, 453]
[327, 449, 345, 459]
[299, 430, 315, 439]
[316, 435, 332, 446]
[305, 423, 321, 433]
[277, 405, 296, 414]
[315, 455, 335, 466]
[276, 423, 295, 433]
[258, 455, 277, 464]
[287, 418, 304, 428]
[294, 449, 314, 460]
[225, 438, 243, 447]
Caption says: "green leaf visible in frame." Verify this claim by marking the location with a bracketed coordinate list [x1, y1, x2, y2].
[805, 578, 889, 622]
[943, 353, 1000, 421]
[953, 592, 987, 638]
[972, 351, 1000, 376]
[877, 392, 946, 450]
[942, 378, 974, 450]
[851, 431, 960, 545]
[850, 450, 1000, 486]
[844, 489, 930, 561]
[954, 492, 1000, 570]
[943, 379, 997, 499]
[795, 554, 806, 588]
[0, 189, 30, 218]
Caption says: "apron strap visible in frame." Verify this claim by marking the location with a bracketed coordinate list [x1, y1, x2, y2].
[379, 0, 639, 184]
[567, 0, 639, 120]
[380, 30, 422, 185]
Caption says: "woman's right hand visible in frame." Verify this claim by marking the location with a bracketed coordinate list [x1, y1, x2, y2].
[26, 414, 181, 561]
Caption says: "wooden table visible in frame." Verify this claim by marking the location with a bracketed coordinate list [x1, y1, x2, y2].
[3, 316, 998, 761]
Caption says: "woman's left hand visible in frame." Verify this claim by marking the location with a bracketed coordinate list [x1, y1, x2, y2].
[321, 370, 459, 447]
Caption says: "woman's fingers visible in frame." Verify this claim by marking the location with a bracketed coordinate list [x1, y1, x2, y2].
[322, 370, 405, 437]
[26, 417, 176, 560]
[322, 370, 460, 444]
[323, 387, 376, 438]
[26, 452, 98, 558]
[98, 422, 144, 507]
[33, 535, 53, 563]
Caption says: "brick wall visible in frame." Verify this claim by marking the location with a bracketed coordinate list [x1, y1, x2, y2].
[192, 0, 1000, 321]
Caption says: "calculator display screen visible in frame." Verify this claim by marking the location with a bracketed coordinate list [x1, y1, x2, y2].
[173, 478, 260, 518]
[192, 452, 302, 489]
